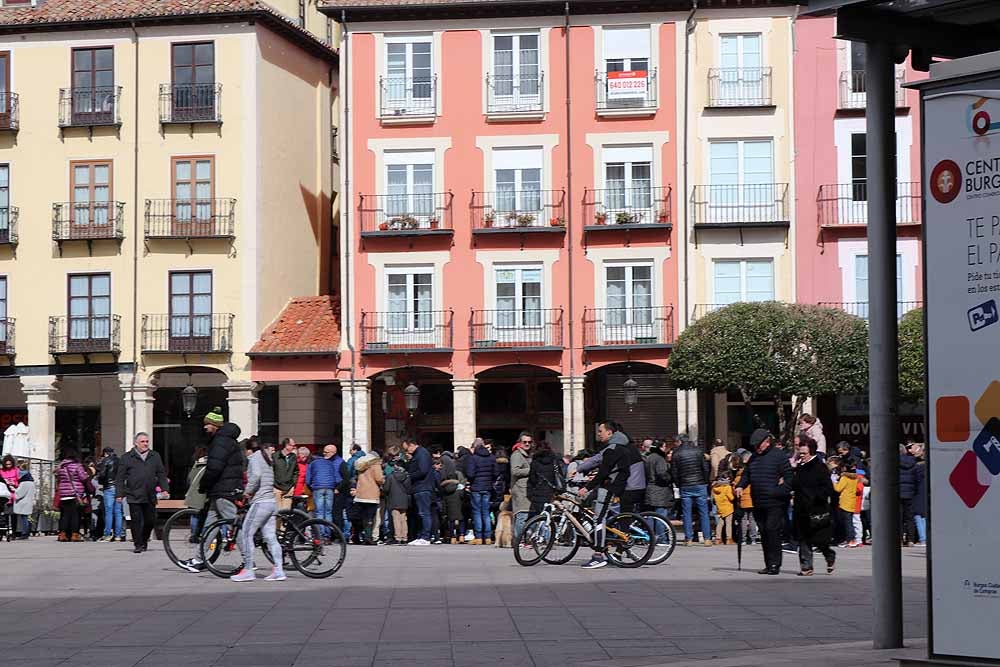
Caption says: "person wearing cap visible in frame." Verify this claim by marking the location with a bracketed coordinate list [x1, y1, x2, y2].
[736, 428, 792, 575]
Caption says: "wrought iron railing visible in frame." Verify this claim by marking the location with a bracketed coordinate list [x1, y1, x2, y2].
[0, 318, 15, 356]
[159, 83, 222, 123]
[49, 315, 121, 355]
[379, 75, 437, 119]
[0, 92, 19, 131]
[471, 190, 565, 230]
[145, 199, 236, 238]
[583, 306, 674, 348]
[691, 303, 736, 321]
[486, 73, 544, 114]
[818, 301, 922, 321]
[359, 192, 453, 235]
[52, 202, 125, 240]
[58, 86, 121, 127]
[360, 310, 453, 352]
[708, 67, 773, 107]
[817, 182, 921, 226]
[141, 313, 234, 353]
[470, 308, 563, 349]
[838, 70, 906, 109]
[584, 186, 672, 227]
[0, 207, 18, 244]
[690, 183, 789, 225]
[595, 69, 657, 112]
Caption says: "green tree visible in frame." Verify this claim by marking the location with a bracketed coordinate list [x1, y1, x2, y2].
[898, 307, 925, 404]
[669, 302, 869, 443]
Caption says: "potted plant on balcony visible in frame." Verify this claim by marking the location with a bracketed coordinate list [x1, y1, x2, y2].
[594, 211, 608, 225]
[428, 216, 439, 229]
[379, 222, 390, 231]
[516, 213, 536, 227]
[615, 211, 637, 225]
[656, 210, 670, 224]
[483, 211, 496, 228]
[550, 217, 565, 227]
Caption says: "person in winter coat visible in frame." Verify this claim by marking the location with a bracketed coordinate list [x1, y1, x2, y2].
[708, 439, 730, 481]
[197, 408, 244, 533]
[306, 444, 350, 540]
[671, 437, 712, 546]
[13, 464, 35, 539]
[898, 444, 919, 546]
[578, 421, 633, 570]
[383, 456, 411, 544]
[464, 438, 498, 545]
[526, 441, 559, 516]
[55, 447, 92, 542]
[350, 451, 384, 545]
[273, 438, 300, 513]
[185, 448, 208, 539]
[731, 454, 757, 544]
[792, 436, 836, 576]
[832, 459, 859, 547]
[404, 439, 434, 545]
[114, 433, 169, 553]
[910, 443, 927, 545]
[643, 440, 674, 540]
[798, 414, 827, 454]
[230, 444, 285, 582]
[509, 432, 533, 541]
[712, 475, 735, 544]
[0, 455, 18, 490]
[438, 450, 466, 543]
[736, 429, 792, 575]
[95, 448, 125, 542]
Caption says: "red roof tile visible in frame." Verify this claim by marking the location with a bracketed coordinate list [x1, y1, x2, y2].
[249, 296, 341, 356]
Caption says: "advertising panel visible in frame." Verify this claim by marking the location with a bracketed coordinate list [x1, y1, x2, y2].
[606, 70, 648, 100]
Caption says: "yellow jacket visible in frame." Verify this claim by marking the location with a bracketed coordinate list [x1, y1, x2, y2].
[712, 483, 735, 517]
[833, 474, 857, 512]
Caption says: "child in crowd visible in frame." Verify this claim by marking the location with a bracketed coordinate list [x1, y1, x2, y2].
[831, 457, 860, 548]
[711, 473, 735, 545]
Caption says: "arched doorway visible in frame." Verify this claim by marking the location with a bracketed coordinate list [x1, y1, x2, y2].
[369, 367, 453, 452]
[475, 365, 562, 452]
[585, 362, 676, 448]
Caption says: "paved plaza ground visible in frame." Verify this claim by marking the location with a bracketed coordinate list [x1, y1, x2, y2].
[0, 538, 928, 667]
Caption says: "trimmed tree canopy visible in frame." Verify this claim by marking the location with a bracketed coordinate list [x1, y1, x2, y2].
[898, 307, 925, 404]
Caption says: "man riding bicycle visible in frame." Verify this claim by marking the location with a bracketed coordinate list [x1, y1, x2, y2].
[577, 420, 631, 570]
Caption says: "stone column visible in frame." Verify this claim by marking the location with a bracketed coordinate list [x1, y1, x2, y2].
[21, 376, 59, 461]
[452, 379, 477, 448]
[224, 380, 259, 437]
[340, 379, 371, 451]
[119, 374, 156, 452]
[559, 376, 586, 454]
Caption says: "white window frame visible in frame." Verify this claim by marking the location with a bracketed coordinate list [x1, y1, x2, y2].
[492, 147, 543, 225]
[383, 35, 434, 116]
[853, 253, 908, 321]
[602, 260, 655, 344]
[707, 139, 775, 223]
[712, 258, 774, 305]
[384, 149, 435, 228]
[603, 26, 651, 74]
[602, 146, 654, 223]
[383, 266, 435, 344]
[493, 264, 544, 342]
[489, 32, 541, 112]
[718, 33, 763, 104]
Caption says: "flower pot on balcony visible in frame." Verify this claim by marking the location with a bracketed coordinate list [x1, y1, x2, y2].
[483, 213, 495, 228]
[516, 214, 536, 227]
[595, 213, 607, 225]
[550, 217, 565, 227]
[429, 217, 439, 229]
[379, 222, 389, 232]
[615, 212, 637, 225]
[657, 211, 669, 224]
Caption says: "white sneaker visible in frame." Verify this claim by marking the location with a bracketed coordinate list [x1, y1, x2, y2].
[264, 568, 287, 582]
[230, 568, 256, 582]
[408, 538, 430, 546]
[464, 530, 474, 541]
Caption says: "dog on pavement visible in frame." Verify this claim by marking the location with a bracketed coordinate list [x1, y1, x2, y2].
[495, 495, 514, 548]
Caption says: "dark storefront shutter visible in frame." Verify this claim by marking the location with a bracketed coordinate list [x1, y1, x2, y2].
[605, 373, 678, 442]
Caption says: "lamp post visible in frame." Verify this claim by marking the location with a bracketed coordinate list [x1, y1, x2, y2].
[404, 382, 420, 417]
[181, 382, 198, 418]
[623, 377, 639, 412]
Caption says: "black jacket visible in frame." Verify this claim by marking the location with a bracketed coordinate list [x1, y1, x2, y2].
[737, 445, 792, 508]
[98, 453, 119, 488]
[273, 451, 298, 493]
[644, 449, 674, 507]
[671, 443, 709, 488]
[527, 451, 559, 504]
[464, 446, 498, 493]
[791, 455, 835, 544]
[199, 423, 245, 498]
[586, 433, 630, 496]
[913, 461, 927, 515]
[899, 454, 918, 500]
[114, 449, 169, 505]
[407, 445, 434, 494]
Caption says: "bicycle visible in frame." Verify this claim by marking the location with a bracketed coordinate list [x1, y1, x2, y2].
[515, 492, 655, 568]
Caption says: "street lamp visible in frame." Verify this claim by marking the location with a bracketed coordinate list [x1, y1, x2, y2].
[403, 382, 420, 416]
[623, 377, 639, 412]
[181, 382, 198, 418]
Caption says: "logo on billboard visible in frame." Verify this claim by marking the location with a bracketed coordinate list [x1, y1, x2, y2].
[930, 159, 962, 204]
[968, 300, 999, 332]
[936, 382, 1000, 508]
[970, 96, 1000, 136]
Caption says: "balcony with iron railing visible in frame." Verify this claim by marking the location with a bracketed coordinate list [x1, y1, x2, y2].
[470, 308, 563, 351]
[583, 306, 674, 349]
[0, 93, 19, 132]
[690, 184, 790, 227]
[359, 192, 453, 237]
[159, 83, 222, 124]
[58, 86, 121, 127]
[817, 182, 921, 227]
[584, 186, 672, 230]
[486, 73, 544, 117]
[818, 301, 922, 321]
[595, 69, 657, 116]
[379, 76, 437, 122]
[52, 202, 125, 244]
[49, 315, 121, 356]
[471, 190, 565, 234]
[360, 310, 453, 354]
[0, 318, 14, 357]
[145, 199, 236, 239]
[838, 70, 906, 110]
[141, 313, 234, 354]
[707, 67, 773, 108]
[0, 207, 18, 246]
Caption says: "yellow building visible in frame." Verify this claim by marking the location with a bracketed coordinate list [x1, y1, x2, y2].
[0, 0, 338, 469]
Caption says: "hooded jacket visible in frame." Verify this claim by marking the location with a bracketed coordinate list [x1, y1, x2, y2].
[801, 419, 827, 454]
[644, 448, 674, 508]
[115, 449, 169, 505]
[577, 434, 645, 492]
[13, 470, 35, 515]
[353, 452, 384, 503]
[383, 466, 411, 510]
[585, 431, 631, 496]
[245, 450, 276, 504]
[464, 446, 498, 493]
[899, 454, 918, 500]
[736, 445, 792, 508]
[199, 422, 244, 499]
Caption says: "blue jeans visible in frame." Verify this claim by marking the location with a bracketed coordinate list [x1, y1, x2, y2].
[470, 491, 492, 539]
[514, 511, 528, 540]
[914, 514, 926, 544]
[313, 488, 334, 537]
[680, 485, 711, 542]
[413, 491, 433, 540]
[103, 487, 124, 537]
[651, 507, 670, 541]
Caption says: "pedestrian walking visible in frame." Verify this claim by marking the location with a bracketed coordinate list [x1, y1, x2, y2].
[114, 433, 169, 553]
[791, 436, 836, 576]
[671, 436, 713, 546]
[735, 429, 792, 575]
[404, 438, 434, 545]
[55, 448, 92, 543]
[231, 443, 285, 582]
[643, 440, 674, 540]
[464, 438, 497, 545]
[96, 448, 125, 542]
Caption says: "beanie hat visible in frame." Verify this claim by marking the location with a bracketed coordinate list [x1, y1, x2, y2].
[749, 428, 771, 449]
[204, 407, 225, 427]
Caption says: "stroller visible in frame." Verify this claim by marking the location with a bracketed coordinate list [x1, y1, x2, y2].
[0, 486, 13, 542]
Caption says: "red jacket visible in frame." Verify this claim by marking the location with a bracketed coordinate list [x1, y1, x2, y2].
[854, 476, 865, 515]
[293, 460, 308, 496]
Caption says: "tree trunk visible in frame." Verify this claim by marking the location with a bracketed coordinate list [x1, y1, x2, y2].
[775, 395, 788, 445]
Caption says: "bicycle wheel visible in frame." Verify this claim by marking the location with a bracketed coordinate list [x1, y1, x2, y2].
[199, 519, 244, 578]
[604, 513, 655, 568]
[287, 518, 347, 579]
[542, 513, 581, 565]
[162, 508, 202, 570]
[514, 514, 554, 566]
[641, 512, 676, 565]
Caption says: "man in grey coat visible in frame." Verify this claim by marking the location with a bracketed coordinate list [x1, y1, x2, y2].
[510, 432, 533, 539]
